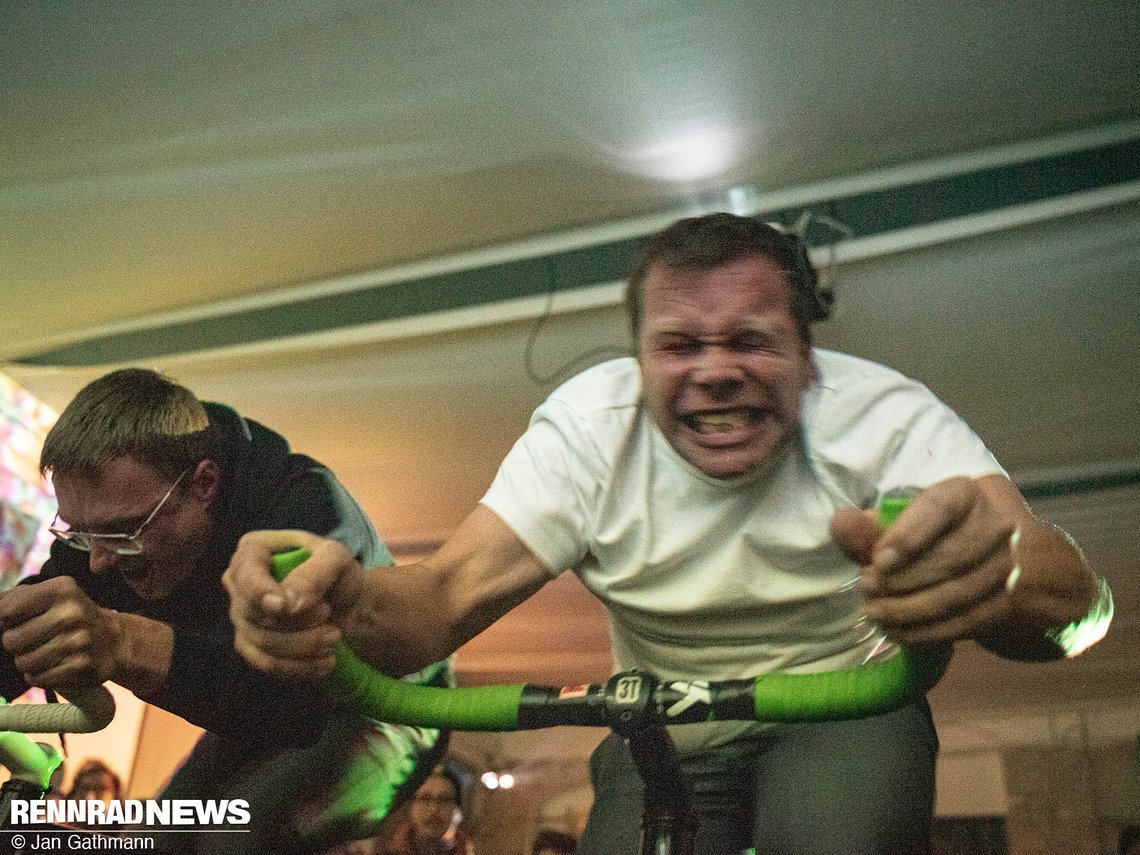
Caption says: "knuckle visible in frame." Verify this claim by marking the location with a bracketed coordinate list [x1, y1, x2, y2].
[71, 628, 94, 651]
[58, 599, 84, 621]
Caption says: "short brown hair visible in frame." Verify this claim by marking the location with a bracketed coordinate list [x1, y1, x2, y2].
[624, 212, 831, 343]
[40, 368, 213, 480]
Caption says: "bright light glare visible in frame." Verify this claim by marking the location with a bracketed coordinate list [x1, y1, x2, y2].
[481, 772, 500, 789]
[497, 772, 515, 790]
[627, 127, 735, 183]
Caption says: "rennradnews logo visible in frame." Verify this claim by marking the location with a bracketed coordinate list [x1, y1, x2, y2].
[9, 799, 251, 827]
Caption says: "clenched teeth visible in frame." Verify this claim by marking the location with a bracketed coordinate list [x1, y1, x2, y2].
[685, 409, 757, 433]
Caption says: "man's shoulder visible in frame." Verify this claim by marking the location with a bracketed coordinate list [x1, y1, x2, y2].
[527, 358, 643, 459]
[802, 348, 949, 444]
[205, 400, 293, 459]
[545, 357, 641, 415]
[203, 400, 246, 434]
[490, 358, 643, 490]
[807, 349, 934, 412]
[811, 348, 915, 388]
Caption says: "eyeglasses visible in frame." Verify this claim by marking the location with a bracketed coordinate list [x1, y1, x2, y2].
[49, 470, 189, 556]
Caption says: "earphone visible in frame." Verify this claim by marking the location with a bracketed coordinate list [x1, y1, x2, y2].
[766, 220, 835, 324]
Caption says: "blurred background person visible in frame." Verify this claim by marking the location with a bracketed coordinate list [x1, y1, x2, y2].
[66, 757, 122, 807]
[381, 764, 474, 855]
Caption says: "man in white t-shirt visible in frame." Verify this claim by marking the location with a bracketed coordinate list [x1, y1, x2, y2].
[225, 213, 1107, 854]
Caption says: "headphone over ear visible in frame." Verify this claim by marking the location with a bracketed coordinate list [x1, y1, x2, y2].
[793, 233, 834, 323]
[767, 223, 834, 323]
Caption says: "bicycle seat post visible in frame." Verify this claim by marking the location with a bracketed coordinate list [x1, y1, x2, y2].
[604, 672, 697, 855]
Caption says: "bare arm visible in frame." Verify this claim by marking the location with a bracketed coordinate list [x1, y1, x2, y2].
[831, 474, 1105, 659]
[226, 504, 552, 678]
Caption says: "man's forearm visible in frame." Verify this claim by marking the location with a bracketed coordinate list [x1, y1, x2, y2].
[345, 562, 471, 677]
[226, 507, 550, 681]
[107, 611, 174, 695]
[344, 507, 551, 677]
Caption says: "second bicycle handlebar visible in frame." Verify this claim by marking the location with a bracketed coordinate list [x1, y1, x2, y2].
[0, 687, 115, 735]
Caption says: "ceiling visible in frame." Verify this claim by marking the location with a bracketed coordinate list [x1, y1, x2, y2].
[3, 0, 1138, 804]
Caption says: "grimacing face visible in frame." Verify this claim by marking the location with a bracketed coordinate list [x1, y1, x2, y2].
[638, 254, 814, 479]
[51, 455, 215, 600]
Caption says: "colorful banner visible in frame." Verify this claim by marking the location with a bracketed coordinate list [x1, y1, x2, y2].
[0, 374, 57, 588]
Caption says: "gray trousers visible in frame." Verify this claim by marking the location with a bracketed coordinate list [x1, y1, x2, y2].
[577, 701, 937, 855]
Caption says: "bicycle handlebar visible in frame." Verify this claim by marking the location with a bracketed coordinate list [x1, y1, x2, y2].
[0, 686, 116, 734]
[270, 548, 949, 733]
[0, 687, 114, 796]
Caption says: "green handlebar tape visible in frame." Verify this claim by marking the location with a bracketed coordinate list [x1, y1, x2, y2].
[270, 548, 524, 731]
[752, 644, 951, 722]
[331, 646, 524, 732]
[0, 701, 63, 788]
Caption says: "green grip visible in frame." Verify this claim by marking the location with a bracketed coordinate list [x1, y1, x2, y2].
[270, 548, 524, 731]
[877, 488, 917, 528]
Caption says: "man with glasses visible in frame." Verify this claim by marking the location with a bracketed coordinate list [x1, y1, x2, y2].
[0, 368, 449, 853]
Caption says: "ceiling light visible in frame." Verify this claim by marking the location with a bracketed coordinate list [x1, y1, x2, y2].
[627, 127, 735, 183]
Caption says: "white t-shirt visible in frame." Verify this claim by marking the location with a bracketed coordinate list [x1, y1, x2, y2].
[482, 350, 1004, 685]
